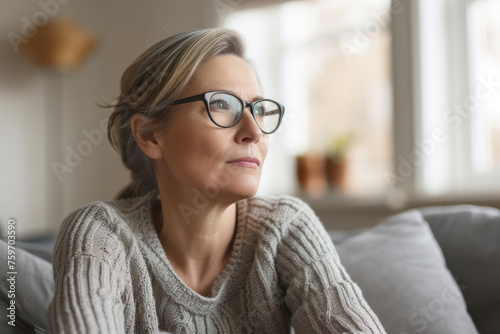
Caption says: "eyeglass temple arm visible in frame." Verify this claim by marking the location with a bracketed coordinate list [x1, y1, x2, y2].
[245, 101, 282, 115]
[172, 93, 206, 105]
[263, 109, 282, 116]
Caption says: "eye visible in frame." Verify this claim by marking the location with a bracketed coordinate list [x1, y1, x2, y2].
[210, 99, 230, 111]
[254, 105, 265, 117]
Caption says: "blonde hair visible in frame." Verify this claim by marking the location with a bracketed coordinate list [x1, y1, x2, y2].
[100, 28, 246, 199]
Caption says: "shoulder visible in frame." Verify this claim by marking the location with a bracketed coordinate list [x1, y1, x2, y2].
[53, 190, 157, 268]
[243, 194, 336, 257]
[58, 189, 157, 236]
[57, 200, 122, 240]
[243, 194, 330, 245]
[244, 194, 319, 228]
[245, 194, 314, 219]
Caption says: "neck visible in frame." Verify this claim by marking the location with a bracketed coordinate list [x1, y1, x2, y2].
[152, 187, 238, 281]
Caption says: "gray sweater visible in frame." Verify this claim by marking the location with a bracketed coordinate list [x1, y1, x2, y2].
[47, 189, 386, 333]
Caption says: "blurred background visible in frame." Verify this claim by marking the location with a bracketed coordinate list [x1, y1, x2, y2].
[1, 0, 499, 238]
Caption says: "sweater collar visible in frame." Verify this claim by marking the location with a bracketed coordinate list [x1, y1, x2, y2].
[137, 189, 250, 314]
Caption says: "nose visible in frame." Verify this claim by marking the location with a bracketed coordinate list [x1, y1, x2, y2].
[234, 106, 263, 143]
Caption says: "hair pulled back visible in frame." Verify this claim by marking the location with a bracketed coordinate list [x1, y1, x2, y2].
[100, 28, 245, 199]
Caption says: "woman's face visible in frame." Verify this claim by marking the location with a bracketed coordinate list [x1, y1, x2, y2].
[154, 54, 269, 201]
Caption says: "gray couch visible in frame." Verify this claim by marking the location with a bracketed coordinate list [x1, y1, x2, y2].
[1, 205, 499, 333]
[328, 205, 499, 334]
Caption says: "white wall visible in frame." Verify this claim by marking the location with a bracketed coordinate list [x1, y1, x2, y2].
[0, 0, 212, 237]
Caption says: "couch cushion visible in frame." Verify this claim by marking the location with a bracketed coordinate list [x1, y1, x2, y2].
[0, 239, 52, 333]
[418, 205, 500, 334]
[328, 227, 368, 245]
[334, 209, 478, 334]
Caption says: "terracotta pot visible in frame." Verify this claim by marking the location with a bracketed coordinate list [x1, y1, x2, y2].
[296, 154, 327, 196]
[325, 156, 348, 190]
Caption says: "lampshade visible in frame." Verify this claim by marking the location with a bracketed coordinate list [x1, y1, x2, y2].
[19, 18, 97, 70]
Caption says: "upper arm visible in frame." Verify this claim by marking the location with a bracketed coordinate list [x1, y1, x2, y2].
[284, 252, 386, 334]
[274, 199, 386, 334]
[275, 199, 338, 288]
[47, 204, 131, 334]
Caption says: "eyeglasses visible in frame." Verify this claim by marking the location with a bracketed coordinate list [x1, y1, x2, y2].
[172, 91, 285, 134]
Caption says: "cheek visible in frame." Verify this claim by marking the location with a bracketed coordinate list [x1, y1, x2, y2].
[160, 125, 230, 180]
[259, 137, 269, 162]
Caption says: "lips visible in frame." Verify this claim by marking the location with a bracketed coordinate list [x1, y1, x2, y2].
[227, 156, 261, 168]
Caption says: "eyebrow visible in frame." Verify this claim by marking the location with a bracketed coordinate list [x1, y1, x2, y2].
[208, 89, 264, 102]
[252, 95, 265, 102]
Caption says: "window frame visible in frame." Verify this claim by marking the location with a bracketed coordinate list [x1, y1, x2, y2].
[211, 0, 500, 208]
[412, 0, 500, 197]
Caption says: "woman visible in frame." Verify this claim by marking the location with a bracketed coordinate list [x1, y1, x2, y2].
[47, 28, 386, 334]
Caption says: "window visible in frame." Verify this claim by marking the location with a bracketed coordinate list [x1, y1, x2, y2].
[468, 0, 500, 186]
[223, 0, 393, 197]
[222, 0, 500, 202]
[414, 0, 500, 196]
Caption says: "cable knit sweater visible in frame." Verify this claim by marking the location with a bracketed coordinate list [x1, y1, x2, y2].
[46, 189, 386, 333]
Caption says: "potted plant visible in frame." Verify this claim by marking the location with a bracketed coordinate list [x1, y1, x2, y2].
[296, 153, 328, 197]
[325, 132, 355, 190]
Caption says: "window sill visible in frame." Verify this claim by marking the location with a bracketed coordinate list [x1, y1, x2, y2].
[295, 189, 500, 230]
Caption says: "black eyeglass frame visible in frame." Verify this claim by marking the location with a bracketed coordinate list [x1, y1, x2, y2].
[172, 91, 285, 134]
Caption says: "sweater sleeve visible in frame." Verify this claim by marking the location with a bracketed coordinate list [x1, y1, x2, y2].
[46, 203, 131, 334]
[275, 199, 386, 334]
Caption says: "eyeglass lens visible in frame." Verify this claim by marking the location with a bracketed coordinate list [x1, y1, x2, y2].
[208, 93, 281, 133]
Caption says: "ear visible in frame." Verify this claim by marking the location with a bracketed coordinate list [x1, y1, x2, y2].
[131, 114, 163, 160]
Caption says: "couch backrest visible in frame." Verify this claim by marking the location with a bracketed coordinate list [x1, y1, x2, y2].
[417, 205, 500, 334]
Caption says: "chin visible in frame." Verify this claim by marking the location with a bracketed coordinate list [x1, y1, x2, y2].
[225, 175, 260, 199]
[204, 167, 261, 201]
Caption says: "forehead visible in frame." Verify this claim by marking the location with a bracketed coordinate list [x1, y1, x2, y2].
[189, 54, 262, 99]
